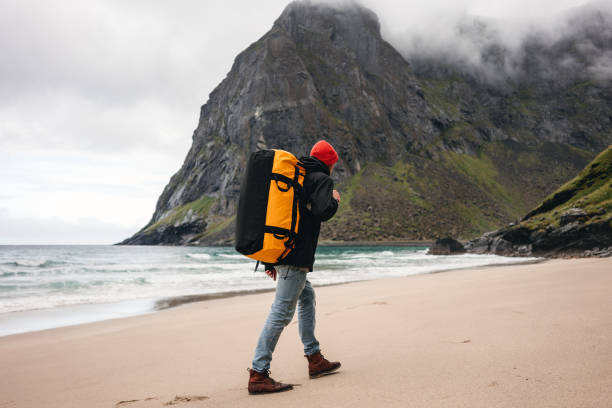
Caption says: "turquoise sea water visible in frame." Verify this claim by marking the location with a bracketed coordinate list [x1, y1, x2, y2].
[0, 245, 538, 336]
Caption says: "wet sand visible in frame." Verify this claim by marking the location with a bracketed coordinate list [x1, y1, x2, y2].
[1, 257, 611, 407]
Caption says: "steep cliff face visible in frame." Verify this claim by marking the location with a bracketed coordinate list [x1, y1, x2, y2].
[120, 2, 612, 246]
[120, 2, 433, 245]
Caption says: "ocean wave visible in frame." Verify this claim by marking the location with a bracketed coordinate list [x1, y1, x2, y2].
[39, 260, 69, 268]
[343, 250, 398, 259]
[186, 253, 212, 260]
[38, 278, 144, 291]
[196, 262, 253, 271]
[82, 265, 164, 273]
[0, 271, 29, 278]
[46, 280, 89, 290]
[217, 254, 246, 259]
[345, 254, 376, 259]
[132, 277, 150, 285]
[346, 251, 391, 258]
[0, 260, 68, 268]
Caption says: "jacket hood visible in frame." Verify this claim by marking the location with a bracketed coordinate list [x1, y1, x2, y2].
[299, 156, 330, 176]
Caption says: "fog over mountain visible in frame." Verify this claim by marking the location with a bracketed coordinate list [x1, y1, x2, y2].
[366, 0, 612, 87]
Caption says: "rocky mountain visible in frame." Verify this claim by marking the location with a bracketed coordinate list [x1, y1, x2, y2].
[466, 145, 611, 257]
[119, 1, 612, 246]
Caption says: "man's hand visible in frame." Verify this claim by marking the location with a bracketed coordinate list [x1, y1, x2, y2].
[265, 266, 277, 281]
[333, 189, 341, 203]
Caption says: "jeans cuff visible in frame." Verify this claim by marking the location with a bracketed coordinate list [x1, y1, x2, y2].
[251, 362, 269, 373]
[304, 346, 320, 356]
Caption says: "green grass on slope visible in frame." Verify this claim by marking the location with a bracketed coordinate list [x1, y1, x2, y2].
[143, 195, 215, 234]
[522, 145, 612, 229]
[421, 79, 461, 118]
[442, 151, 520, 210]
[323, 153, 517, 241]
[333, 167, 364, 219]
[321, 140, 595, 241]
[192, 215, 236, 243]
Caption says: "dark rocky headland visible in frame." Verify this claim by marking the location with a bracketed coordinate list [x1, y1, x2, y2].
[119, 1, 612, 255]
[466, 145, 611, 257]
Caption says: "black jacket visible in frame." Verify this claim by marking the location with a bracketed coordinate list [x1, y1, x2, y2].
[278, 156, 338, 271]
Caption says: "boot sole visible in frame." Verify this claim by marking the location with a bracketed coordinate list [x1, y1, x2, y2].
[309, 365, 341, 379]
[248, 386, 294, 395]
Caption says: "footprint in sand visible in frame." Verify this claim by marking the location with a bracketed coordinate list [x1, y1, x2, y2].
[116, 395, 209, 407]
[164, 395, 209, 406]
[113, 397, 162, 406]
[116, 400, 141, 406]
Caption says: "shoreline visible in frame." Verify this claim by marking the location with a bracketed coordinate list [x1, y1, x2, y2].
[154, 257, 548, 311]
[318, 240, 434, 246]
[0, 253, 543, 338]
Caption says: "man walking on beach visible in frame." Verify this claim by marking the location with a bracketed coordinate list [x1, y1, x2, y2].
[248, 140, 342, 394]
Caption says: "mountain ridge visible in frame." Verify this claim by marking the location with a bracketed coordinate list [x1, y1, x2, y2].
[119, 1, 612, 246]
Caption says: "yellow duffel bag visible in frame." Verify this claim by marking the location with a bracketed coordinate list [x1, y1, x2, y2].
[235, 149, 306, 264]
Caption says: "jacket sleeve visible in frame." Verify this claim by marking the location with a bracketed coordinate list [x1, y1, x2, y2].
[308, 175, 338, 222]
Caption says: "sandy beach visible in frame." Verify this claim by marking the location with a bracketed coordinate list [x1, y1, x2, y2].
[1, 257, 611, 407]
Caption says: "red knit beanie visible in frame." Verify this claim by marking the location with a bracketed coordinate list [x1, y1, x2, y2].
[310, 140, 338, 166]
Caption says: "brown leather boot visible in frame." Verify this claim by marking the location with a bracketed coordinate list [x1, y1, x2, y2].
[305, 351, 341, 378]
[247, 369, 293, 394]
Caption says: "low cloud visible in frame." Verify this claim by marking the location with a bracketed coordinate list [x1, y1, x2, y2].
[589, 52, 612, 81]
[0, 0, 290, 154]
[360, 0, 612, 86]
[0, 213, 140, 245]
[0, 92, 195, 155]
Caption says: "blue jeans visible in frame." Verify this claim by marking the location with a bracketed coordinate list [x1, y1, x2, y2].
[252, 265, 320, 372]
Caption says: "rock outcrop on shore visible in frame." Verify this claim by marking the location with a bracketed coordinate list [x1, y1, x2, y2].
[119, 2, 612, 246]
[465, 145, 612, 257]
[428, 237, 466, 255]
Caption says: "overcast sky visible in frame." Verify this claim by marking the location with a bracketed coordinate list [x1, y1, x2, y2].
[0, 0, 599, 244]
